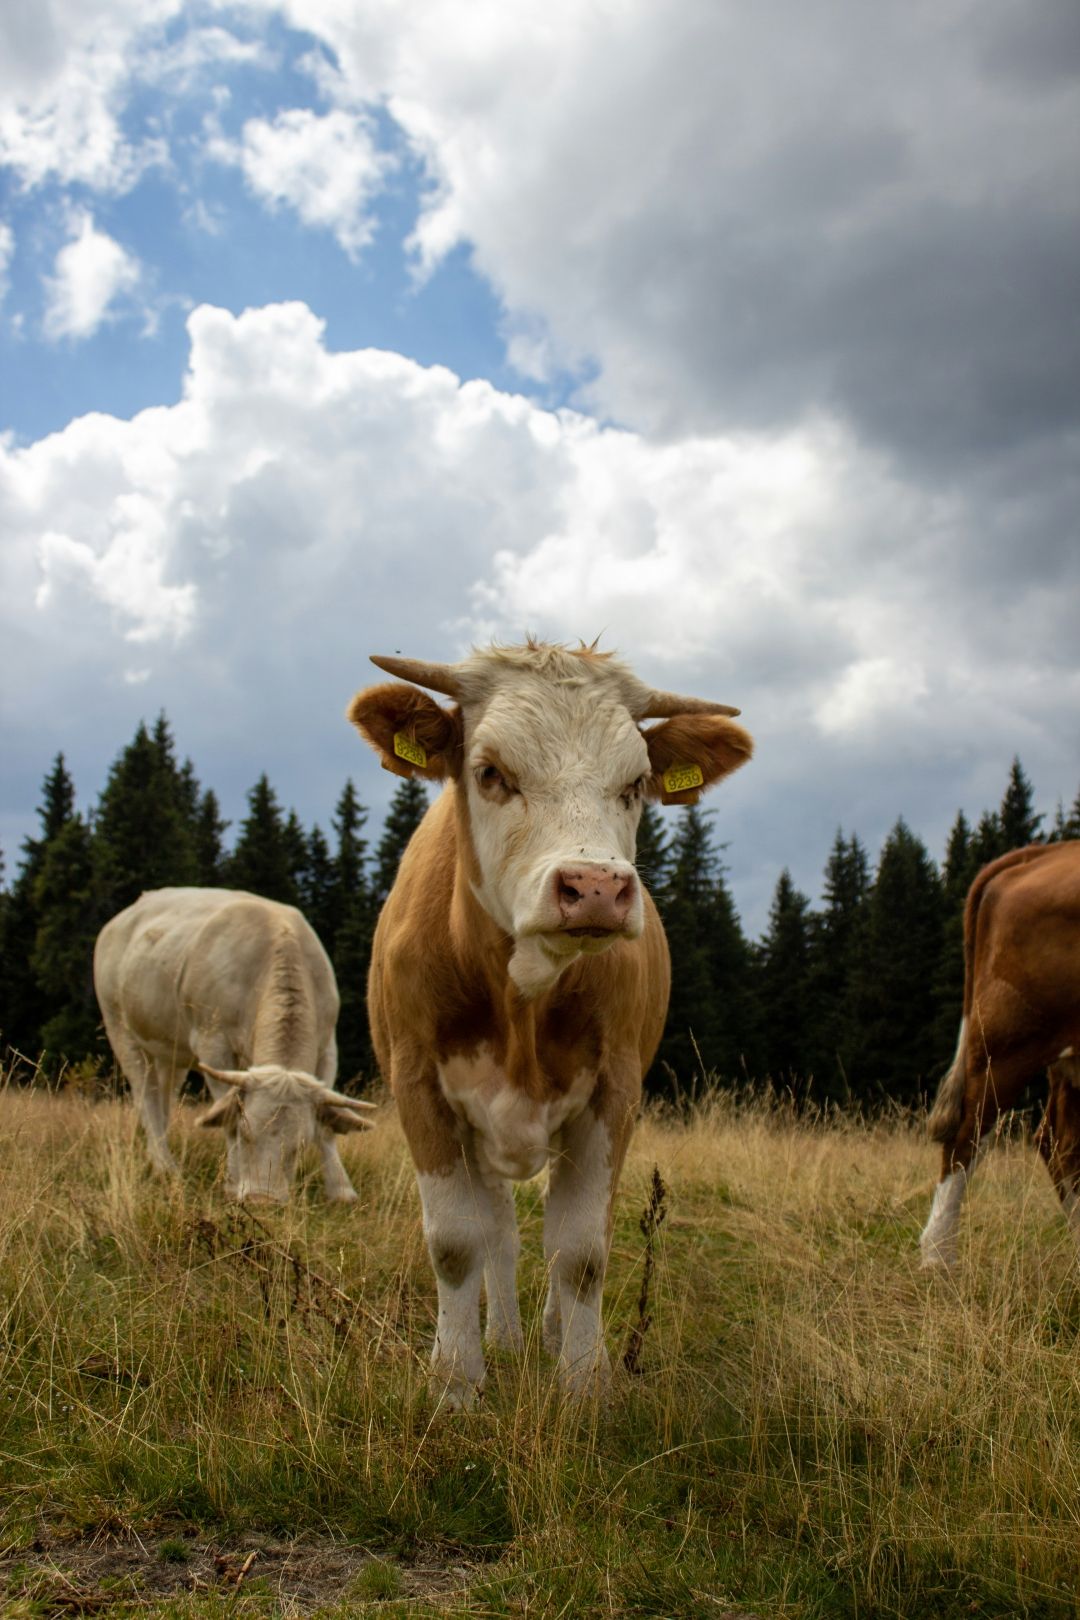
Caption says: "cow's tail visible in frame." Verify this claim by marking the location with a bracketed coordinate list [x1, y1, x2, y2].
[927, 1018, 968, 1144]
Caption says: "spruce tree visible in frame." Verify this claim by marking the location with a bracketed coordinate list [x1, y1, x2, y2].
[283, 810, 310, 900]
[329, 782, 376, 1086]
[31, 816, 100, 1062]
[851, 820, 943, 1104]
[330, 782, 369, 943]
[805, 832, 870, 1102]
[0, 756, 79, 1056]
[998, 757, 1043, 850]
[634, 803, 671, 900]
[652, 806, 723, 1093]
[755, 869, 812, 1091]
[225, 775, 299, 904]
[703, 870, 754, 1084]
[1048, 790, 1080, 842]
[932, 810, 979, 1061]
[94, 718, 198, 916]
[1068, 788, 1080, 839]
[302, 825, 337, 946]
[193, 789, 228, 884]
[970, 809, 1004, 870]
[374, 778, 429, 905]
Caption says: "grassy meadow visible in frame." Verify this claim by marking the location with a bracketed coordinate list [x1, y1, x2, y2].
[0, 1066, 1078, 1618]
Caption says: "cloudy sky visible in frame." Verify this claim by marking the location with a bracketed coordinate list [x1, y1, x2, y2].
[1, 0, 1077, 931]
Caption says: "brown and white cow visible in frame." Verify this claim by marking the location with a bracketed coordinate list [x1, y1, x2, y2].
[349, 641, 753, 1404]
[920, 841, 1080, 1269]
[95, 888, 375, 1201]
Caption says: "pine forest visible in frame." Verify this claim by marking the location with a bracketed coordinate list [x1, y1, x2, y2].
[2, 714, 1078, 1107]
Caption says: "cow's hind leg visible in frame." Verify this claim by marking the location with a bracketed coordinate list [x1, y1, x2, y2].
[101, 1013, 181, 1175]
[1037, 1058, 1080, 1254]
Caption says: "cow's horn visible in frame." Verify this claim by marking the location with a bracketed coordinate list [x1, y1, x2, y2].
[197, 1063, 248, 1087]
[370, 655, 461, 698]
[325, 1092, 378, 1111]
[635, 688, 741, 719]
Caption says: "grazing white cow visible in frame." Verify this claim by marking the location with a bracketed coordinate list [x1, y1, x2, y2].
[349, 641, 753, 1404]
[94, 888, 375, 1201]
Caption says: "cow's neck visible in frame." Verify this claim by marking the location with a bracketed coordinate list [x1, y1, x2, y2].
[448, 786, 601, 1099]
[250, 929, 317, 1069]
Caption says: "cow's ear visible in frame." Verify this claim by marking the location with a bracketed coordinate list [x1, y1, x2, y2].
[317, 1100, 376, 1135]
[347, 682, 463, 781]
[199, 1092, 242, 1129]
[642, 715, 754, 805]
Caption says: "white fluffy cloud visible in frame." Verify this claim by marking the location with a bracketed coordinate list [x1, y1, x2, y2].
[0, 0, 179, 191]
[42, 210, 141, 340]
[207, 107, 394, 259]
[3, 301, 1076, 926]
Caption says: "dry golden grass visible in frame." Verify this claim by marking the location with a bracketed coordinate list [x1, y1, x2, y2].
[0, 1071, 1078, 1616]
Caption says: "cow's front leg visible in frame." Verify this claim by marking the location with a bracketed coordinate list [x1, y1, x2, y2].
[317, 1128, 359, 1204]
[417, 1142, 516, 1409]
[482, 1177, 523, 1351]
[544, 1104, 623, 1396]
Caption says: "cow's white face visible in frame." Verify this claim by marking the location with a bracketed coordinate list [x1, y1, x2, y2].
[462, 681, 650, 994]
[199, 1065, 371, 1202]
[348, 641, 754, 999]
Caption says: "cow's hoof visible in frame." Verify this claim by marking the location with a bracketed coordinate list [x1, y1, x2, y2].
[327, 1187, 359, 1205]
[559, 1351, 611, 1401]
[431, 1377, 484, 1414]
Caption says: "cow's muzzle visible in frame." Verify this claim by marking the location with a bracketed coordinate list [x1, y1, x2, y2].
[554, 863, 637, 933]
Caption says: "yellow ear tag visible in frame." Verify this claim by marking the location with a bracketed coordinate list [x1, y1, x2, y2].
[393, 733, 428, 769]
[663, 763, 704, 795]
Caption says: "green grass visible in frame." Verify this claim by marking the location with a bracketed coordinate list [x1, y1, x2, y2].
[0, 1069, 1078, 1616]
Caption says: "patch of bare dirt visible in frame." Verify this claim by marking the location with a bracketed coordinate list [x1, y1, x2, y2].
[0, 1530, 480, 1614]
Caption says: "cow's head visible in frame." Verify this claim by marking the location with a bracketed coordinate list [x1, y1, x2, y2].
[349, 642, 753, 996]
[197, 1063, 375, 1202]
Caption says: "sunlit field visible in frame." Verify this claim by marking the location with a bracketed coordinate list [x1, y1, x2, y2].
[1, 1064, 1078, 1618]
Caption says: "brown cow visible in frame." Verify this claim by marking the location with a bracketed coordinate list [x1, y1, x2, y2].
[920, 841, 1080, 1268]
[349, 641, 752, 1405]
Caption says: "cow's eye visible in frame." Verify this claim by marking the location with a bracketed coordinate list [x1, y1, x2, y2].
[475, 763, 516, 798]
[620, 775, 647, 807]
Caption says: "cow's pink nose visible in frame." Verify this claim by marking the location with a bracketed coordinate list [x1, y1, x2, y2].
[556, 864, 636, 931]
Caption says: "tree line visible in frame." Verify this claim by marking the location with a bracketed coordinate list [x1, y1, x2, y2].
[1, 714, 1077, 1105]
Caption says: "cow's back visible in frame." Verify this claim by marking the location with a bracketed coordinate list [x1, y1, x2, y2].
[95, 888, 337, 1066]
[973, 843, 1080, 1030]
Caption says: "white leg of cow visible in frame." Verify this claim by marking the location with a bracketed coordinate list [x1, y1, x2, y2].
[541, 1275, 561, 1357]
[112, 1028, 180, 1175]
[544, 1109, 613, 1395]
[417, 1150, 515, 1409]
[919, 1162, 974, 1271]
[482, 1177, 523, 1351]
[317, 1129, 359, 1204]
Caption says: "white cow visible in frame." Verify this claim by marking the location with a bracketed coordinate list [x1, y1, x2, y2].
[94, 888, 375, 1201]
